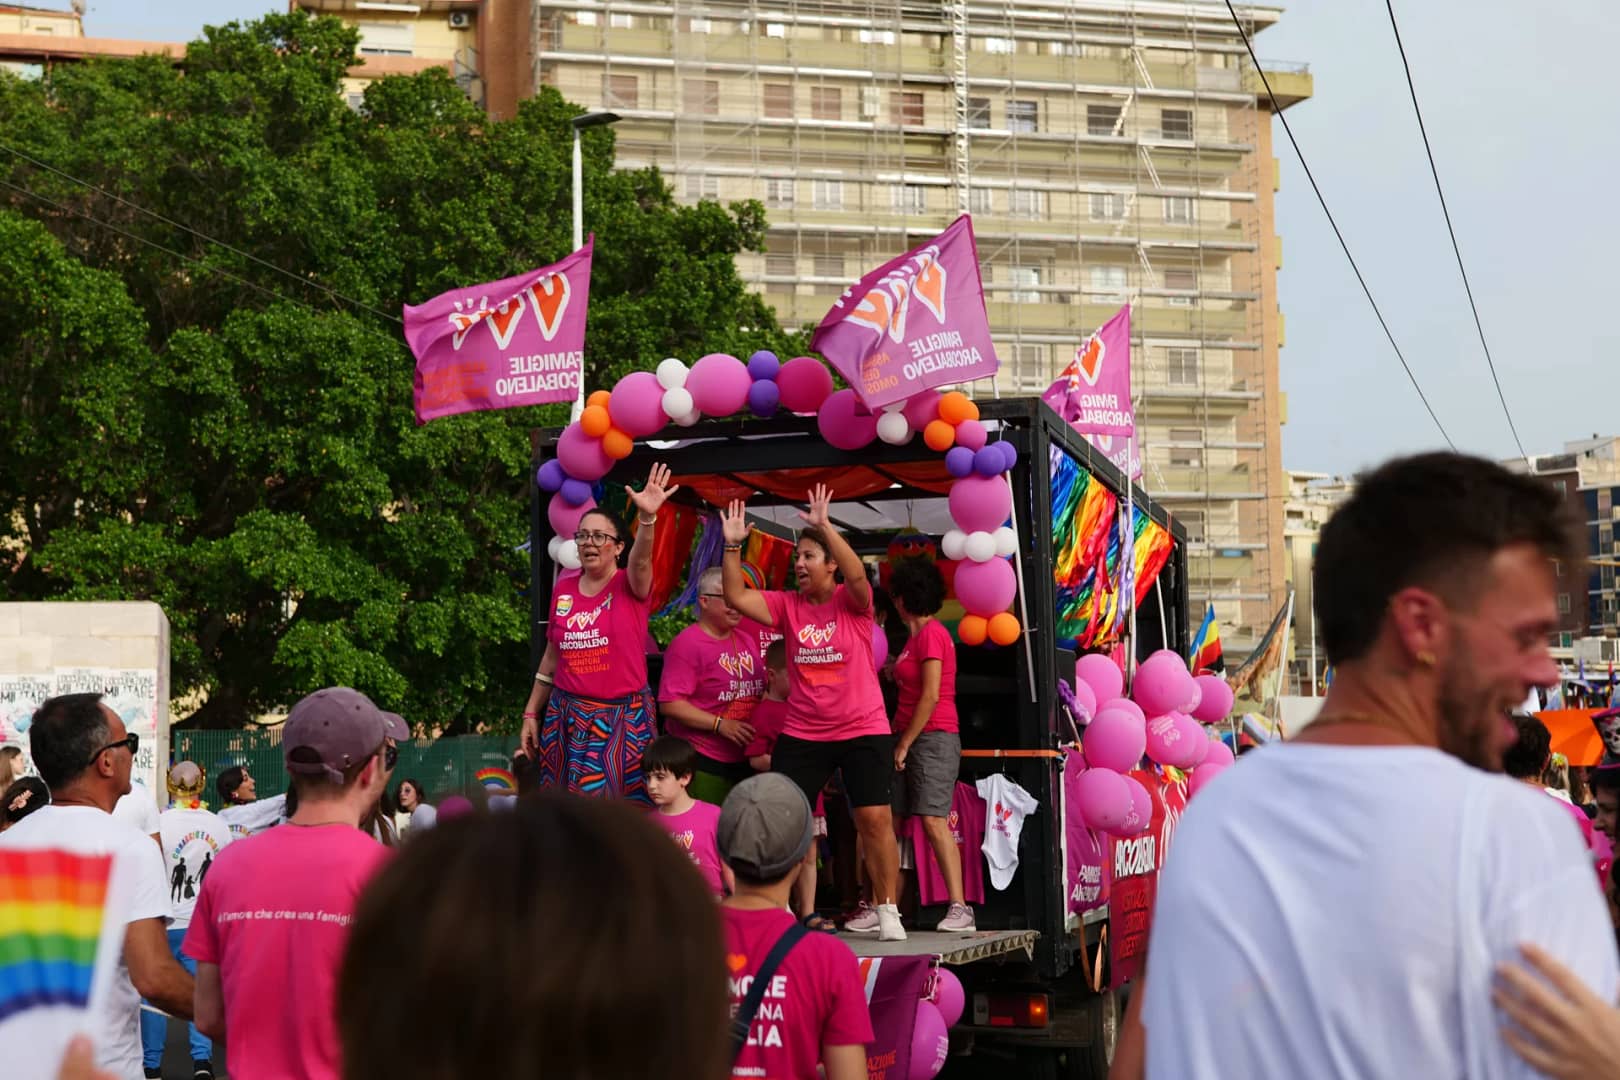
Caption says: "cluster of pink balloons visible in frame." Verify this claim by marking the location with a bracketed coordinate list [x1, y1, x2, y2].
[910, 968, 963, 1080]
[1073, 650, 1237, 829]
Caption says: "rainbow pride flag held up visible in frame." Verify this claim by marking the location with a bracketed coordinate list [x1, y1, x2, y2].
[475, 767, 516, 794]
[0, 848, 113, 1024]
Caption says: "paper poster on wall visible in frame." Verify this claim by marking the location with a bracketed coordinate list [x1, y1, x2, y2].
[51, 668, 161, 784]
[0, 675, 54, 764]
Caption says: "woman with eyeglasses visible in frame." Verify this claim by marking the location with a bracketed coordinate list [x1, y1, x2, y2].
[521, 464, 679, 804]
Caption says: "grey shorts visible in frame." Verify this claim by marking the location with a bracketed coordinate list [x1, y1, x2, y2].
[895, 730, 961, 818]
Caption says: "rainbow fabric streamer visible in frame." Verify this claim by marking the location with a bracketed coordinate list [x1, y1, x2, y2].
[1049, 448, 1173, 648]
[0, 848, 112, 1023]
[475, 767, 516, 793]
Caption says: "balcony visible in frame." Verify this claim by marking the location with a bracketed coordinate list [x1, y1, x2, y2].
[1249, 61, 1313, 111]
[1186, 549, 1256, 583]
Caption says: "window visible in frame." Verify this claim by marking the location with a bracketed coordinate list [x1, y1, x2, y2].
[1008, 266, 1041, 303]
[1089, 192, 1127, 220]
[1161, 108, 1194, 141]
[602, 73, 639, 109]
[1006, 100, 1038, 133]
[765, 253, 795, 277]
[684, 78, 720, 116]
[345, 92, 366, 112]
[1164, 266, 1197, 304]
[1553, 479, 1568, 497]
[679, 16, 712, 33]
[1169, 428, 1203, 468]
[1090, 265, 1127, 302]
[684, 173, 718, 201]
[1087, 103, 1123, 136]
[814, 254, 843, 278]
[1179, 509, 1207, 544]
[812, 179, 844, 210]
[763, 83, 793, 119]
[858, 28, 896, 45]
[969, 187, 993, 214]
[764, 178, 795, 209]
[982, 37, 1014, 54]
[1012, 342, 1048, 377]
[892, 184, 927, 213]
[356, 21, 415, 56]
[574, 11, 598, 25]
[1603, 489, 1614, 513]
[763, 22, 786, 38]
[811, 86, 842, 121]
[1164, 196, 1195, 224]
[609, 12, 634, 29]
[1559, 593, 1573, 615]
[967, 96, 991, 129]
[1166, 347, 1200, 386]
[891, 91, 925, 126]
[1009, 187, 1045, 219]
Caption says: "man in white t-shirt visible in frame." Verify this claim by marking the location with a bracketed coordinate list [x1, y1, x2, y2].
[1128, 453, 1620, 1080]
[112, 779, 161, 848]
[0, 692, 194, 1079]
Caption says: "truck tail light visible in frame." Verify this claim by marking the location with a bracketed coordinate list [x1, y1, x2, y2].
[972, 992, 1050, 1029]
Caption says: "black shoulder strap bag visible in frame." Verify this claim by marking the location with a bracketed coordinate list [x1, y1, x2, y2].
[729, 922, 810, 1064]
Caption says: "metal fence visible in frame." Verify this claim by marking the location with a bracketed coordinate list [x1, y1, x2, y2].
[172, 730, 521, 801]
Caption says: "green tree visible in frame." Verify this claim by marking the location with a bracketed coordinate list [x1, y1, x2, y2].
[0, 12, 802, 731]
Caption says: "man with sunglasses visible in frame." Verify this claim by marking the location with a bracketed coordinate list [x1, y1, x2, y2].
[184, 686, 406, 1079]
[0, 692, 195, 1079]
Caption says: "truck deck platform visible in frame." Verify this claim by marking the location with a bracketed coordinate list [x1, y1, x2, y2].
[841, 929, 1039, 966]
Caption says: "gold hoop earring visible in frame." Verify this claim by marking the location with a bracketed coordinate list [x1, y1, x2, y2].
[1416, 650, 1437, 668]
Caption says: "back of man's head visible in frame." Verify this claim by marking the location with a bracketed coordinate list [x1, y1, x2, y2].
[282, 687, 406, 806]
[1314, 453, 1579, 666]
[29, 693, 109, 791]
[1501, 713, 1552, 780]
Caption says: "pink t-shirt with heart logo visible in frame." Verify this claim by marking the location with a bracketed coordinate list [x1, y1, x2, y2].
[761, 585, 889, 742]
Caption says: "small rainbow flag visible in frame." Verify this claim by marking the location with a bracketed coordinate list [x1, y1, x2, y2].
[0, 848, 112, 1024]
[475, 767, 516, 794]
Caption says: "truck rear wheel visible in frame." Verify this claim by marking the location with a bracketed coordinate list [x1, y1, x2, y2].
[1018, 987, 1119, 1079]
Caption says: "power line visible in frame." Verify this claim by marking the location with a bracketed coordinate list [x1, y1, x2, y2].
[1222, 1, 1455, 450]
[1381, 0, 1526, 460]
[0, 140, 403, 326]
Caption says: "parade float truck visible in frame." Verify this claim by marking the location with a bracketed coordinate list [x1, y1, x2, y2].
[530, 397, 1189, 1080]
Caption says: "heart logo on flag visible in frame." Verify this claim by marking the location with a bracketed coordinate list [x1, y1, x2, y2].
[485, 294, 526, 349]
[527, 271, 572, 342]
[726, 953, 748, 973]
[1076, 332, 1105, 387]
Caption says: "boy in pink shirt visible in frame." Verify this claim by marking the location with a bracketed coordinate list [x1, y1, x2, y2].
[644, 736, 731, 898]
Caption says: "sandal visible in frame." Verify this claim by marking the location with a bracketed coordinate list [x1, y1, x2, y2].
[801, 913, 838, 933]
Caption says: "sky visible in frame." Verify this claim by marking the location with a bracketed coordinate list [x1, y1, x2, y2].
[77, 1, 1620, 476]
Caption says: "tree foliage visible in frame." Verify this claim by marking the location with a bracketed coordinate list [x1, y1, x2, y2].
[0, 12, 801, 730]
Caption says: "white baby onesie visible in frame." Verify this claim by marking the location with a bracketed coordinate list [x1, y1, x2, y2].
[976, 773, 1039, 890]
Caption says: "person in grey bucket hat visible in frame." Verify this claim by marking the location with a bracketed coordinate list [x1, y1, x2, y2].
[718, 772, 815, 881]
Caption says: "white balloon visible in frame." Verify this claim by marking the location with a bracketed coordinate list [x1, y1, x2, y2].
[656, 357, 689, 390]
[557, 540, 582, 570]
[875, 411, 911, 445]
[941, 529, 968, 561]
[675, 408, 702, 427]
[661, 386, 694, 420]
[993, 526, 1017, 557]
[546, 535, 563, 560]
[964, 531, 997, 563]
[881, 400, 907, 413]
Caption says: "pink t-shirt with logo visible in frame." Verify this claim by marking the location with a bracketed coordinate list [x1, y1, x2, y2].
[547, 569, 651, 699]
[744, 698, 790, 760]
[738, 615, 783, 657]
[659, 624, 765, 764]
[723, 906, 874, 1079]
[184, 824, 390, 1080]
[653, 799, 726, 897]
[762, 585, 889, 741]
[907, 782, 987, 905]
[892, 618, 959, 735]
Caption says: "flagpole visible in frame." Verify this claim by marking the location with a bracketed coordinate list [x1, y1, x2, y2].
[1125, 430, 1137, 682]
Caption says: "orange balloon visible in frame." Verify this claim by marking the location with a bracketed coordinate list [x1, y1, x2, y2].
[923, 419, 956, 452]
[958, 614, 989, 646]
[602, 428, 634, 460]
[587, 390, 612, 410]
[988, 611, 1021, 646]
[580, 404, 612, 438]
[938, 391, 977, 426]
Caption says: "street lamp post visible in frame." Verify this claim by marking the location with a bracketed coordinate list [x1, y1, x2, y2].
[570, 110, 620, 421]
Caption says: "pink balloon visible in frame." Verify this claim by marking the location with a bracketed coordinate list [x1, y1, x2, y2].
[547, 493, 595, 538]
[947, 474, 1012, 534]
[685, 353, 752, 417]
[1082, 709, 1145, 773]
[1181, 715, 1211, 767]
[1132, 650, 1196, 718]
[1188, 760, 1231, 798]
[437, 795, 475, 820]
[1096, 697, 1145, 725]
[1117, 775, 1153, 836]
[871, 621, 889, 670]
[1075, 654, 1124, 705]
[955, 418, 987, 451]
[607, 371, 667, 437]
[930, 968, 965, 1027]
[1202, 739, 1235, 770]
[1191, 674, 1235, 724]
[952, 557, 1016, 616]
[902, 388, 942, 432]
[556, 423, 613, 482]
[777, 356, 834, 413]
[1067, 677, 1097, 724]
[1145, 711, 1204, 770]
[817, 388, 879, 451]
[1076, 768, 1132, 832]
[909, 999, 949, 1080]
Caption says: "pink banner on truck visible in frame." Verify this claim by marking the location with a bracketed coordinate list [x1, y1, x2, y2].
[858, 954, 931, 1080]
[1109, 769, 1187, 989]
[1063, 752, 1111, 920]
[404, 238, 593, 424]
[811, 215, 999, 409]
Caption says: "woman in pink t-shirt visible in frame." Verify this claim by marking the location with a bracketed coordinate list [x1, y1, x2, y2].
[520, 464, 679, 804]
[720, 484, 907, 942]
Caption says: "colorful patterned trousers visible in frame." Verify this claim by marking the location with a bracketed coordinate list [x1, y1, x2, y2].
[536, 687, 655, 804]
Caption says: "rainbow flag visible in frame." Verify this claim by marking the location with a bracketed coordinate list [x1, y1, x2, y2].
[475, 767, 516, 793]
[1189, 604, 1225, 675]
[0, 848, 112, 1023]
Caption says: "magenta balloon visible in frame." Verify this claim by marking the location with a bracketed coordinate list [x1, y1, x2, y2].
[777, 356, 834, 413]
[1202, 739, 1235, 771]
[955, 418, 987, 451]
[1191, 674, 1235, 723]
[1068, 677, 1097, 724]
[556, 423, 613, 482]
[1082, 709, 1146, 773]
[1075, 654, 1124, 704]
[1145, 711, 1204, 770]
[547, 493, 595, 539]
[947, 473, 1012, 534]
[953, 557, 1016, 616]
[871, 621, 889, 670]
[1076, 768, 1132, 832]
[909, 1000, 949, 1080]
[1117, 775, 1153, 836]
[1132, 651, 1196, 718]
[606, 371, 667, 437]
[902, 388, 942, 432]
[1179, 714, 1210, 767]
[817, 388, 879, 451]
[1187, 760, 1231, 798]
[686, 353, 752, 417]
[930, 968, 965, 1027]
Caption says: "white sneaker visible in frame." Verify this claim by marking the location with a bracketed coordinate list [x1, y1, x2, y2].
[877, 903, 907, 942]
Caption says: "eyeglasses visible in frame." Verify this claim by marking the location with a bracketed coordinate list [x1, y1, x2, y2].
[573, 530, 621, 547]
[87, 733, 138, 767]
[699, 592, 725, 600]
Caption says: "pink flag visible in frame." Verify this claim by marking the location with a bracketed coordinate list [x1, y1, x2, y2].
[404, 239, 593, 424]
[810, 215, 998, 409]
[1042, 304, 1132, 437]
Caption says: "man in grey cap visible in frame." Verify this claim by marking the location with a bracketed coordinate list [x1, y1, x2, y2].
[719, 774, 872, 1080]
[183, 687, 407, 1080]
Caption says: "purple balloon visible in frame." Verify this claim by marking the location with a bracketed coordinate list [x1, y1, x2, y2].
[996, 440, 1019, 471]
[973, 446, 1005, 477]
[559, 478, 593, 507]
[536, 459, 566, 492]
[746, 350, 781, 381]
[944, 446, 976, 478]
[747, 378, 781, 417]
[1076, 768, 1132, 832]
[1082, 709, 1146, 773]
